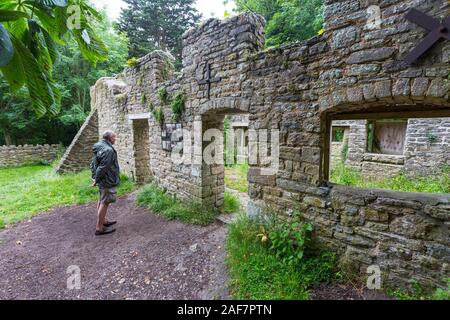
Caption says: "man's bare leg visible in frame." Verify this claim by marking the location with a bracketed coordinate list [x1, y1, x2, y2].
[96, 203, 109, 231]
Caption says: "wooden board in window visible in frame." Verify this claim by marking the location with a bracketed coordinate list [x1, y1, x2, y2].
[373, 120, 407, 155]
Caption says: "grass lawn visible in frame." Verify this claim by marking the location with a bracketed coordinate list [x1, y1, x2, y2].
[137, 182, 217, 225]
[0, 164, 134, 228]
[225, 163, 249, 193]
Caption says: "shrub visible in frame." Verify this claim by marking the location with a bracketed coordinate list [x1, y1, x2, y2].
[126, 57, 138, 67]
[226, 213, 336, 300]
[267, 212, 313, 266]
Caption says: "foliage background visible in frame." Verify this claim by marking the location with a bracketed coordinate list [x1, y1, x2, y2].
[0, 10, 128, 146]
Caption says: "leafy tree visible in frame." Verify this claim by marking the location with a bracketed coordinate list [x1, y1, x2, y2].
[0, 0, 108, 117]
[232, 0, 324, 47]
[0, 10, 129, 146]
[118, 0, 201, 65]
[54, 10, 129, 124]
[233, 0, 281, 22]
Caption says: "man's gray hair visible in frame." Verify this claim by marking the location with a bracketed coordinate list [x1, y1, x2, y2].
[102, 130, 116, 140]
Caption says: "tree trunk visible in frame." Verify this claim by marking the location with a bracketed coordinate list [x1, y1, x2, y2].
[3, 131, 12, 146]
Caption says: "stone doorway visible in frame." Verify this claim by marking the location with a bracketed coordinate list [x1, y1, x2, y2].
[201, 110, 250, 210]
[132, 119, 152, 184]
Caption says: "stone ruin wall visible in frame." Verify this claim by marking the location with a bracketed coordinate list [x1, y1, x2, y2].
[83, 0, 449, 290]
[405, 117, 450, 174]
[331, 118, 450, 178]
[0, 144, 62, 167]
[56, 110, 99, 174]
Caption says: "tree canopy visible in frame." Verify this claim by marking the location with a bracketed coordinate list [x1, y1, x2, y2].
[233, 0, 324, 47]
[0, 0, 109, 118]
[118, 0, 202, 65]
[0, 10, 128, 146]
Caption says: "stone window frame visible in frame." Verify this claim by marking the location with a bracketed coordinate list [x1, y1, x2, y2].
[321, 108, 450, 183]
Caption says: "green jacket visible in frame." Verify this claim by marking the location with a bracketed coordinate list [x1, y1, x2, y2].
[90, 139, 120, 189]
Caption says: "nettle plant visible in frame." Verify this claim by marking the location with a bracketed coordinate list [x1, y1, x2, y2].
[258, 211, 314, 267]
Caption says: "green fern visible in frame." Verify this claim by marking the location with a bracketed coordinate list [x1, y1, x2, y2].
[157, 86, 168, 104]
[152, 107, 164, 126]
[171, 91, 185, 122]
[0, 0, 108, 117]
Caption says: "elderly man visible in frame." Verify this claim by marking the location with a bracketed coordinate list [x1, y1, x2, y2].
[90, 130, 121, 236]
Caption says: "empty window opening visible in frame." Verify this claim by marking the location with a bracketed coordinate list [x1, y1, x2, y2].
[325, 113, 450, 195]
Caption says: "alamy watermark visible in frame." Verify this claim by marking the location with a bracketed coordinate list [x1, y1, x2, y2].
[170, 126, 280, 175]
[367, 265, 382, 290]
[67, 265, 81, 290]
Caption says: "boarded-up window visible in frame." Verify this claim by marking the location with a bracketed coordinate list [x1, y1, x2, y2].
[367, 120, 407, 155]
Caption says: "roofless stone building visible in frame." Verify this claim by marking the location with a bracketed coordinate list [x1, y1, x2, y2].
[58, 0, 450, 290]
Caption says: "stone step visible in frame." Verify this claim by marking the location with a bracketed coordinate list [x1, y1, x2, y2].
[216, 213, 237, 225]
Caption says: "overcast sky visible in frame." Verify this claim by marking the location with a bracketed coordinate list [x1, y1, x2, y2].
[94, 0, 236, 21]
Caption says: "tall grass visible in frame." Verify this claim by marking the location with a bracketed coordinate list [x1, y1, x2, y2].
[223, 191, 241, 214]
[136, 183, 218, 225]
[330, 163, 450, 194]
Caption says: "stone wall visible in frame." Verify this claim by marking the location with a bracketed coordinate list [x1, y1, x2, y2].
[0, 144, 61, 167]
[56, 110, 99, 174]
[405, 118, 450, 175]
[82, 0, 450, 290]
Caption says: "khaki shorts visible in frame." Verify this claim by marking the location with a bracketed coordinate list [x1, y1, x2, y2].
[99, 187, 117, 205]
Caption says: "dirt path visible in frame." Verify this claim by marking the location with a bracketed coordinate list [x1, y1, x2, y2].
[0, 191, 392, 300]
[0, 193, 230, 300]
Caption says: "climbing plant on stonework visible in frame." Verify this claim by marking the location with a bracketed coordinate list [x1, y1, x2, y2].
[0, 0, 108, 118]
[232, 0, 324, 47]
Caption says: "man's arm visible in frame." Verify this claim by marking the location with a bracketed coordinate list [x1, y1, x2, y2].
[90, 155, 97, 180]
[94, 149, 114, 183]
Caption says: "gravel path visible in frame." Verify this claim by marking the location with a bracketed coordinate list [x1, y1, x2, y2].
[0, 191, 392, 300]
[0, 193, 230, 300]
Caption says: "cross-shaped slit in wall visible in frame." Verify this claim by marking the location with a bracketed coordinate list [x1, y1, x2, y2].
[198, 62, 222, 99]
[404, 8, 450, 64]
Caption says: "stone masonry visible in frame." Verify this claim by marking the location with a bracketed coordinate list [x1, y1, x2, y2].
[56, 110, 99, 174]
[60, 0, 450, 290]
[0, 144, 61, 167]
